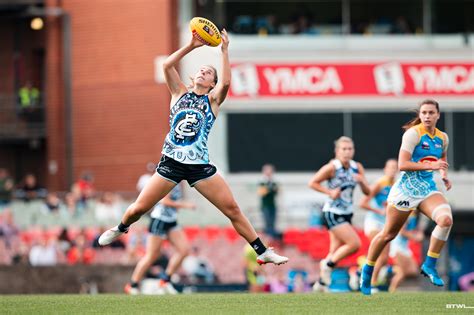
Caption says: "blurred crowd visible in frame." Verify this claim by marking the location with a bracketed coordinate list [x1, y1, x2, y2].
[0, 168, 127, 223]
[232, 13, 415, 35]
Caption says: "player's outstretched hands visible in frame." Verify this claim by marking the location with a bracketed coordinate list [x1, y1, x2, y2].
[221, 29, 229, 51]
[190, 34, 205, 48]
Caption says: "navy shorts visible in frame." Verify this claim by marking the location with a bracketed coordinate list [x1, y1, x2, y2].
[148, 218, 178, 238]
[156, 155, 217, 187]
[322, 212, 353, 230]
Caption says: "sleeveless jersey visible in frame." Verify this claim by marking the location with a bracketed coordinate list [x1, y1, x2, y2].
[162, 92, 216, 164]
[322, 159, 359, 215]
[150, 185, 182, 222]
[397, 124, 448, 198]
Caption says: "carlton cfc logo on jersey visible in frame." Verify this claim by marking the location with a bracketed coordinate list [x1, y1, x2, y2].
[421, 141, 430, 150]
[175, 113, 198, 140]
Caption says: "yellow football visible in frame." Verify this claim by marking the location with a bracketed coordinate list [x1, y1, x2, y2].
[189, 17, 221, 47]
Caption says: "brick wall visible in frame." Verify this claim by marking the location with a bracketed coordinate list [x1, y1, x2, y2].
[46, 0, 178, 191]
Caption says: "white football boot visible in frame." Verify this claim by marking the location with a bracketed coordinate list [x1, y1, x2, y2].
[256, 247, 289, 265]
[159, 280, 178, 295]
[98, 226, 127, 246]
[319, 259, 333, 286]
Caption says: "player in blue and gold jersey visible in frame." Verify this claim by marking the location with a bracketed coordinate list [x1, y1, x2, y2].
[360, 99, 453, 295]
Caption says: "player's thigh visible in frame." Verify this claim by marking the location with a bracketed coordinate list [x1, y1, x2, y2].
[135, 173, 176, 210]
[383, 205, 411, 237]
[331, 223, 360, 246]
[418, 193, 449, 220]
[194, 173, 239, 213]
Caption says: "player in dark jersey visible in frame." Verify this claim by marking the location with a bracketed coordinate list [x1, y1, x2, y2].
[99, 29, 288, 267]
[309, 136, 370, 290]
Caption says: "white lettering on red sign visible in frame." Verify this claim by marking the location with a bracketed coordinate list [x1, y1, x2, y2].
[408, 66, 474, 93]
[263, 67, 343, 94]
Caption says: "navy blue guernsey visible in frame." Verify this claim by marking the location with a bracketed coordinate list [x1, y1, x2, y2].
[162, 92, 216, 164]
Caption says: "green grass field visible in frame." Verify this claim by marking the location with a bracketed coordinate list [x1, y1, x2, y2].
[2, 292, 473, 314]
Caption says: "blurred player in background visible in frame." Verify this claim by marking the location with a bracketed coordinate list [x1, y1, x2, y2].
[361, 99, 453, 295]
[309, 136, 370, 290]
[359, 158, 397, 290]
[125, 184, 195, 295]
[99, 29, 288, 266]
[389, 211, 423, 292]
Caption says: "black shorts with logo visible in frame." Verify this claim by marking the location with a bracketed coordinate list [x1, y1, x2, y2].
[322, 212, 353, 230]
[148, 218, 178, 238]
[156, 155, 217, 187]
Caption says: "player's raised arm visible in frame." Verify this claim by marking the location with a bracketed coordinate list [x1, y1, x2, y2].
[163, 37, 204, 98]
[210, 29, 231, 106]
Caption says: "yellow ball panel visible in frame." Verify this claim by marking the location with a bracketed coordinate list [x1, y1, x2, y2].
[190, 17, 221, 47]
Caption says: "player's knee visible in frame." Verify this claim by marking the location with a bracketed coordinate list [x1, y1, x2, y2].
[349, 239, 361, 253]
[178, 244, 191, 257]
[382, 231, 397, 243]
[437, 215, 453, 228]
[224, 202, 242, 220]
[128, 202, 147, 216]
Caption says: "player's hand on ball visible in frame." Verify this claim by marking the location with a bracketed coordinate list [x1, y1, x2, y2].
[221, 29, 229, 51]
[190, 35, 205, 48]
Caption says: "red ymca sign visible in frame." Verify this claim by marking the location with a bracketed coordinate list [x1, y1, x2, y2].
[228, 62, 474, 98]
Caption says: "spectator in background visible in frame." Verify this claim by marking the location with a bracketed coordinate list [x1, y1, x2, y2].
[57, 227, 73, 255]
[268, 269, 288, 293]
[258, 164, 279, 238]
[0, 168, 14, 207]
[44, 192, 61, 214]
[95, 192, 123, 224]
[287, 268, 310, 293]
[64, 192, 80, 217]
[67, 234, 95, 265]
[391, 16, 412, 34]
[72, 171, 95, 205]
[126, 225, 147, 263]
[18, 81, 40, 109]
[15, 173, 47, 202]
[136, 162, 156, 193]
[242, 243, 265, 292]
[0, 209, 19, 250]
[182, 246, 215, 284]
[29, 236, 58, 266]
[256, 15, 280, 36]
[291, 13, 317, 35]
[459, 272, 474, 292]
